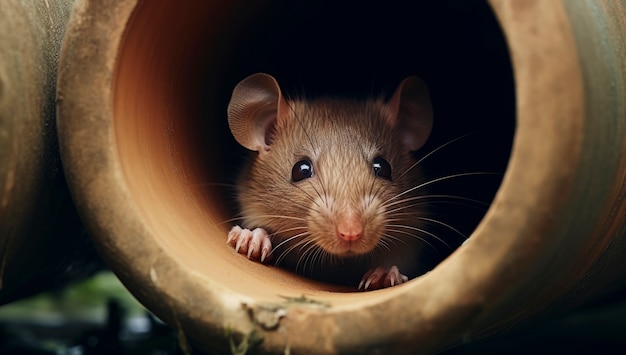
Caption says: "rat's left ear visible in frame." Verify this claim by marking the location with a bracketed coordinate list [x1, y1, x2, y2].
[227, 73, 290, 157]
[383, 76, 433, 151]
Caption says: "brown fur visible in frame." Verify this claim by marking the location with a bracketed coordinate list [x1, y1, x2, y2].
[236, 98, 427, 281]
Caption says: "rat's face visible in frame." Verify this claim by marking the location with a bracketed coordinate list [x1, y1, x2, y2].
[238, 99, 424, 261]
[228, 73, 433, 269]
[291, 144, 410, 257]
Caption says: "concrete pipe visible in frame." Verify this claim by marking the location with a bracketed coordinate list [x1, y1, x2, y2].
[56, 0, 626, 354]
[0, 0, 103, 305]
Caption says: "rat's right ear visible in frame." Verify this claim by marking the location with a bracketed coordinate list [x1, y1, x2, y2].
[227, 73, 289, 155]
[383, 76, 434, 152]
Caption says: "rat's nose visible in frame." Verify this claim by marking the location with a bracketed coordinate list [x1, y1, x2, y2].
[337, 212, 363, 242]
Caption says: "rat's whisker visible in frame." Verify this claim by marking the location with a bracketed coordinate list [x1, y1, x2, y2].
[380, 233, 411, 248]
[286, 98, 321, 158]
[275, 234, 312, 266]
[267, 226, 309, 238]
[290, 181, 323, 209]
[273, 231, 310, 251]
[296, 242, 323, 275]
[397, 128, 491, 180]
[385, 172, 502, 206]
[387, 224, 454, 251]
[382, 193, 491, 213]
[376, 237, 394, 252]
[217, 216, 247, 226]
[246, 214, 308, 223]
[384, 228, 441, 255]
[417, 217, 469, 240]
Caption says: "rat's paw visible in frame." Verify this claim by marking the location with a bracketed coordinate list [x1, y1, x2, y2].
[358, 266, 409, 291]
[227, 226, 272, 263]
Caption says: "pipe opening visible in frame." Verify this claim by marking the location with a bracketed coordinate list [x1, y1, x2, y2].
[113, 0, 514, 299]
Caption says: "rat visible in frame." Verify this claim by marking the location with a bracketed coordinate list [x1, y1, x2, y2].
[225, 72, 434, 290]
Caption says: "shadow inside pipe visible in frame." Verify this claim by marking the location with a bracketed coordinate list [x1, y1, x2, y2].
[114, 0, 515, 294]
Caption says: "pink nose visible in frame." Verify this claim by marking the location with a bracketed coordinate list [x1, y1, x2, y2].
[337, 213, 363, 242]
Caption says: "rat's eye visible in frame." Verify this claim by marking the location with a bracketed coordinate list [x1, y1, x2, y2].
[372, 156, 392, 180]
[292, 159, 314, 182]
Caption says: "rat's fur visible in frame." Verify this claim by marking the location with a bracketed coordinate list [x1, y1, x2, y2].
[227, 73, 435, 288]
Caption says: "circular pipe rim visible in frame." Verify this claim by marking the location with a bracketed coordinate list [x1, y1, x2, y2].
[55, 0, 622, 353]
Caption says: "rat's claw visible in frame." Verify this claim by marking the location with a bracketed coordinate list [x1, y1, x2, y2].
[359, 266, 408, 291]
[227, 225, 242, 245]
[227, 226, 272, 263]
[385, 265, 408, 288]
[235, 228, 252, 255]
[248, 228, 271, 261]
[359, 267, 385, 290]
[260, 232, 272, 262]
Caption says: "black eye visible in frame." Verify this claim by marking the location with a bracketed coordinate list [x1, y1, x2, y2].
[292, 159, 314, 182]
[372, 156, 392, 180]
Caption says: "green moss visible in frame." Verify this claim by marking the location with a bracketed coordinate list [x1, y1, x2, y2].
[0, 271, 146, 322]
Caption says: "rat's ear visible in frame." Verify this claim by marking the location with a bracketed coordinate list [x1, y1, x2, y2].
[227, 73, 290, 155]
[383, 76, 433, 151]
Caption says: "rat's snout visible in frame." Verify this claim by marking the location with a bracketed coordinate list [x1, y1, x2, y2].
[336, 211, 364, 242]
